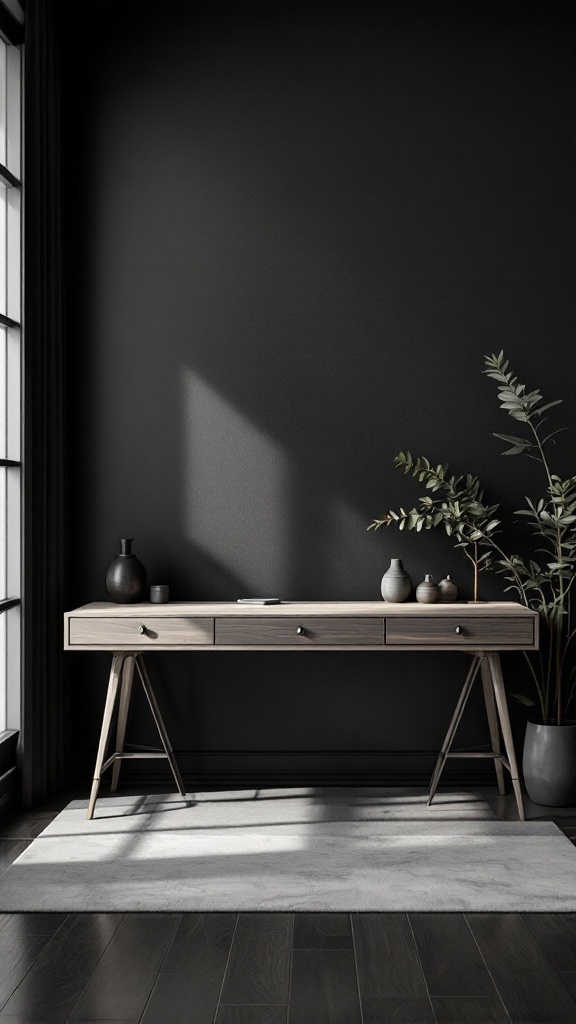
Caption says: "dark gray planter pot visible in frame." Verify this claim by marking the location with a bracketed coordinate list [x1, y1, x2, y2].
[523, 720, 576, 807]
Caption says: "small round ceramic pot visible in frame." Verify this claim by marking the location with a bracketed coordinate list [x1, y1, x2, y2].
[416, 574, 438, 603]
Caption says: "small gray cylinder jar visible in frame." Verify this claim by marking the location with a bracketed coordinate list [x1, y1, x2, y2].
[381, 558, 412, 602]
[523, 720, 576, 806]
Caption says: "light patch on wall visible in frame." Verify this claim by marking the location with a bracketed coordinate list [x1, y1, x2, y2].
[330, 499, 382, 598]
[183, 368, 286, 590]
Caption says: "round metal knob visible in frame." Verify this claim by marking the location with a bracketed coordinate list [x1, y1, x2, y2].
[455, 625, 462, 635]
[138, 624, 147, 635]
[296, 625, 305, 635]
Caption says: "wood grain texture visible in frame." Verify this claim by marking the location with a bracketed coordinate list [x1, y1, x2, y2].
[219, 914, 292, 1005]
[0, 841, 30, 876]
[293, 913, 352, 949]
[141, 973, 224, 1024]
[522, 913, 576, 972]
[361, 995, 435, 1023]
[386, 617, 533, 647]
[466, 913, 576, 1023]
[215, 617, 384, 646]
[69, 914, 178, 1021]
[0, 812, 58, 840]
[215, 1008, 287, 1024]
[352, 914, 427, 998]
[65, 602, 538, 650]
[162, 913, 236, 973]
[67, 601, 535, 617]
[289, 949, 362, 1024]
[0, 932, 54, 1013]
[0, 913, 122, 1022]
[431, 996, 510, 1023]
[410, 913, 499, 997]
[0, 914, 66, 938]
[68, 617, 214, 647]
[1, 1018, 137, 1023]
[558, 973, 576, 1006]
[141, 915, 237, 1023]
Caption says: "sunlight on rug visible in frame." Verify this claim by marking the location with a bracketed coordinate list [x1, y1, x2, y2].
[0, 788, 574, 912]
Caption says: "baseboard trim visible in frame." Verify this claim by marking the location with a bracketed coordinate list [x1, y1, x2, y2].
[94, 748, 498, 790]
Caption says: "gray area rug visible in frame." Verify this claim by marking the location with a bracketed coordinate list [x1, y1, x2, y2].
[0, 788, 575, 912]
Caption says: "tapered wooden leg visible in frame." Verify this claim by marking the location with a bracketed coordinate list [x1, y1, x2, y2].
[428, 655, 481, 807]
[87, 654, 125, 820]
[135, 655, 186, 797]
[480, 655, 506, 795]
[487, 652, 525, 821]
[110, 656, 135, 794]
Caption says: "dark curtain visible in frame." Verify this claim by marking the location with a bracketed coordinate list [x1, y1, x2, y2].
[21, 0, 67, 807]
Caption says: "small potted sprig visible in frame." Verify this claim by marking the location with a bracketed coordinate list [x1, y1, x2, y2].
[369, 455, 501, 603]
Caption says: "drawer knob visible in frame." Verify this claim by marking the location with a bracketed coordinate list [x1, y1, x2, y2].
[296, 625, 305, 635]
[455, 625, 462, 635]
[138, 624, 148, 635]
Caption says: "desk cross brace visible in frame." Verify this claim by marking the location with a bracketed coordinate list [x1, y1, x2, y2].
[427, 652, 524, 821]
[87, 652, 186, 820]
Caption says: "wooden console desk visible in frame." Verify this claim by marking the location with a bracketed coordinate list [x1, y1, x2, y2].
[64, 600, 539, 820]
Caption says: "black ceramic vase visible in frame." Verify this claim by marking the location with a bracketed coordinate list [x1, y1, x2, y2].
[105, 538, 147, 603]
[523, 720, 576, 806]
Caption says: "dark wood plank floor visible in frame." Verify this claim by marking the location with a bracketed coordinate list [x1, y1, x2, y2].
[0, 797, 576, 1022]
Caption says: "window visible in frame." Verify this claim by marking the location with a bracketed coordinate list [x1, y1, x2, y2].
[0, 26, 20, 733]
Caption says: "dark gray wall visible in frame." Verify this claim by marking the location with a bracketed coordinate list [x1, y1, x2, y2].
[59, 0, 576, 786]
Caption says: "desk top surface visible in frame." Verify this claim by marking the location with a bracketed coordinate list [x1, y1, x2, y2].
[67, 600, 536, 618]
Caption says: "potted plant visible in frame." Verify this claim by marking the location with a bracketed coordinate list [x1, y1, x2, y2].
[370, 352, 576, 805]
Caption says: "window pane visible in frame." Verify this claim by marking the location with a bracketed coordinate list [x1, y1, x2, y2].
[5, 604, 19, 730]
[6, 462, 19, 600]
[0, 611, 6, 732]
[6, 184, 19, 320]
[0, 325, 18, 462]
[5, 44, 19, 179]
[0, 40, 6, 168]
[0, 325, 5, 458]
[6, 324, 19, 462]
[0, 467, 6, 602]
[0, 188, 6, 317]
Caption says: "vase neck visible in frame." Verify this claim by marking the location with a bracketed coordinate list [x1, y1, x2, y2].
[120, 538, 134, 556]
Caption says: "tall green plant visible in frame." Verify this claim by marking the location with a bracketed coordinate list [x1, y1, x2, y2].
[483, 352, 576, 725]
[369, 352, 576, 724]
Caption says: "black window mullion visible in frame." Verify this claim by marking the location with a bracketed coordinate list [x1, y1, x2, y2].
[0, 313, 19, 329]
[0, 163, 20, 189]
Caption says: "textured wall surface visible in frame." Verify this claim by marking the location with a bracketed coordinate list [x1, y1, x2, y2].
[59, 0, 575, 785]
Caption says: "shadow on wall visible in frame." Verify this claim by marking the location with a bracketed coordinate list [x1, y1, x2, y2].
[182, 368, 373, 600]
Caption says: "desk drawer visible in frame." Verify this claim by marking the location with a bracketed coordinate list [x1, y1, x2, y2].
[385, 616, 533, 647]
[68, 617, 214, 646]
[215, 617, 384, 646]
